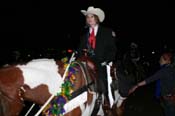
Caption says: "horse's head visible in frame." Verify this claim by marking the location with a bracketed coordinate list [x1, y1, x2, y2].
[0, 58, 64, 116]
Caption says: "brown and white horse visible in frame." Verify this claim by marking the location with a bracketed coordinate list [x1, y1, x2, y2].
[0, 58, 63, 116]
[0, 56, 107, 116]
[0, 55, 126, 116]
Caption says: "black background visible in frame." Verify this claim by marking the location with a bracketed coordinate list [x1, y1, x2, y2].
[0, 0, 173, 52]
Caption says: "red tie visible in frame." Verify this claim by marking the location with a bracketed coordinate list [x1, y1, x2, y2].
[88, 28, 96, 49]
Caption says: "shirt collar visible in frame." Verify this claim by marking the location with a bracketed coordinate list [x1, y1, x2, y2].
[89, 25, 98, 36]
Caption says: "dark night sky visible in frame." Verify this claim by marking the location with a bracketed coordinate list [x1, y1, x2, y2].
[1, 0, 173, 52]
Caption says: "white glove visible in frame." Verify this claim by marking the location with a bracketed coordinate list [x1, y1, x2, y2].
[101, 61, 107, 66]
[108, 62, 113, 66]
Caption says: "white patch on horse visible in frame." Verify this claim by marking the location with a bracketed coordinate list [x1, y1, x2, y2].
[114, 90, 126, 108]
[17, 58, 63, 95]
[63, 91, 87, 115]
[81, 92, 104, 116]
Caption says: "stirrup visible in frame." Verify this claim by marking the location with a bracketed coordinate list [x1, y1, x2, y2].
[96, 94, 102, 106]
[91, 95, 102, 116]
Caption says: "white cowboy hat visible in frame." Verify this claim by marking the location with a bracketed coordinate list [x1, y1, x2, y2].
[81, 6, 105, 22]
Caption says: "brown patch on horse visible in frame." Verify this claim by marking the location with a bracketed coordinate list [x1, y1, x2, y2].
[0, 66, 24, 116]
[55, 60, 65, 77]
[0, 93, 24, 116]
[65, 107, 81, 116]
[21, 84, 51, 105]
[73, 67, 85, 90]
[87, 92, 93, 105]
[115, 99, 126, 116]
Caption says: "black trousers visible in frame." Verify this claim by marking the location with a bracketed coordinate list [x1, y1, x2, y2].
[89, 56, 108, 98]
[96, 64, 108, 97]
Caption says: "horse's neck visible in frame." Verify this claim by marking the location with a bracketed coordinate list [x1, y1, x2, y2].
[72, 61, 86, 87]
[78, 61, 98, 93]
[56, 59, 96, 95]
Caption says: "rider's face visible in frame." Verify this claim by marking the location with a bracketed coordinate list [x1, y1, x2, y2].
[86, 14, 98, 27]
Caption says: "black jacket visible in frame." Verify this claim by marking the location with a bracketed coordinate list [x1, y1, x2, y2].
[78, 25, 117, 64]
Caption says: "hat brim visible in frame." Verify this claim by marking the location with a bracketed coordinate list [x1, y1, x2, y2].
[81, 9, 105, 22]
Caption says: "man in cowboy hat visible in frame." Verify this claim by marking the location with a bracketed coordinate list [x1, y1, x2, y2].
[78, 6, 117, 106]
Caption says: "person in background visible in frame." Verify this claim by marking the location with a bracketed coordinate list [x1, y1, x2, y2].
[122, 42, 147, 84]
[129, 52, 175, 116]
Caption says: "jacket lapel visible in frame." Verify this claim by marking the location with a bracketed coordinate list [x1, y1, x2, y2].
[94, 26, 102, 52]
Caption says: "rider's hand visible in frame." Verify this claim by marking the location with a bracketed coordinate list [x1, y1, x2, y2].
[101, 61, 107, 66]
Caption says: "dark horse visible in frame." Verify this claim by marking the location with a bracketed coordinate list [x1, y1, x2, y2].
[0, 55, 113, 116]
